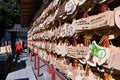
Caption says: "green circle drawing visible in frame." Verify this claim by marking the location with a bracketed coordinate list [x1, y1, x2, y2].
[98, 50, 106, 58]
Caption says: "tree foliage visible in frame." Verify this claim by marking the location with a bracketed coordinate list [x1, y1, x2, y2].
[0, 0, 20, 39]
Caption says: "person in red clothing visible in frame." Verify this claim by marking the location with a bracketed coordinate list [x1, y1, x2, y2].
[16, 41, 23, 55]
[14, 40, 23, 66]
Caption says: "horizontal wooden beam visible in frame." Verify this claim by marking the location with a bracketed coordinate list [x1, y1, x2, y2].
[22, 5, 35, 7]
[21, 13, 34, 15]
[21, 15, 33, 17]
[20, 0, 42, 27]
[21, 9, 32, 12]
[21, 19, 32, 22]
[21, 0, 36, 3]
[21, 10, 36, 13]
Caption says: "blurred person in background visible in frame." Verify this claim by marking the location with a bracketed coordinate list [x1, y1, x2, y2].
[14, 40, 23, 66]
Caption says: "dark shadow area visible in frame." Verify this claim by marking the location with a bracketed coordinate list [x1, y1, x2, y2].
[31, 67, 38, 79]
[0, 54, 12, 80]
[10, 60, 26, 72]
[6, 53, 37, 80]
[39, 73, 44, 77]
[40, 64, 46, 68]
[14, 78, 29, 80]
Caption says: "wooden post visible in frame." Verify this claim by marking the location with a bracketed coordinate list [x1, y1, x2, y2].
[37, 56, 40, 76]
[47, 65, 51, 74]
[51, 65, 55, 80]
[34, 53, 37, 69]
[30, 50, 32, 61]
[47, 52, 51, 74]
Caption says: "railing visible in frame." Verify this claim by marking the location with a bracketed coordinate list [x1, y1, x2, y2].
[30, 50, 66, 80]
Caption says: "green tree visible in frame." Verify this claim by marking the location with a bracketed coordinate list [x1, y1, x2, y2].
[0, 0, 20, 39]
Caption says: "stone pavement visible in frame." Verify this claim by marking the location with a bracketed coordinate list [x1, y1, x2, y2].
[6, 52, 61, 80]
[6, 52, 37, 80]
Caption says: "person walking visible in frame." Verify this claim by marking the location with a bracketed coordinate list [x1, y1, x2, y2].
[14, 40, 23, 66]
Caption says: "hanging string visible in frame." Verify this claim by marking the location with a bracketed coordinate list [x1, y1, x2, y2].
[82, 11, 89, 18]
[72, 37, 77, 46]
[72, 37, 78, 68]
[109, 41, 113, 45]
[98, 35, 110, 47]
[82, 11, 91, 46]
[85, 64, 90, 76]
[84, 36, 91, 46]
[104, 72, 113, 80]
[99, 3, 108, 13]
[73, 59, 78, 68]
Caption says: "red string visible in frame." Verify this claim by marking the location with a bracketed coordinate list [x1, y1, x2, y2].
[73, 59, 78, 68]
[82, 11, 88, 18]
[99, 35, 109, 47]
[82, 11, 89, 46]
[72, 38, 77, 46]
[100, 4, 108, 13]
[84, 36, 90, 46]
